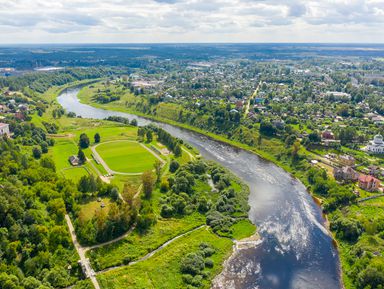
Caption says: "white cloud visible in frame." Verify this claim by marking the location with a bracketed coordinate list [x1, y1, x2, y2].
[0, 0, 383, 43]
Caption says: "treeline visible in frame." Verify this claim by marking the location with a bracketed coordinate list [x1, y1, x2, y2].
[105, 116, 138, 126]
[138, 125, 182, 157]
[0, 67, 112, 94]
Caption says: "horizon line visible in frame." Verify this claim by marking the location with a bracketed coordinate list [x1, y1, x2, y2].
[1, 42, 384, 46]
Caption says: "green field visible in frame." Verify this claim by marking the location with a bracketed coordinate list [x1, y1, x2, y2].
[88, 213, 205, 270]
[95, 141, 158, 173]
[79, 198, 112, 222]
[97, 227, 233, 289]
[62, 167, 90, 182]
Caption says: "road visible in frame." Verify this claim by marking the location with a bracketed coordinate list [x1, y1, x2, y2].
[244, 81, 262, 117]
[65, 215, 100, 289]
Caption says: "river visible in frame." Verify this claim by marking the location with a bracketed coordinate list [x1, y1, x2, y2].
[58, 87, 341, 289]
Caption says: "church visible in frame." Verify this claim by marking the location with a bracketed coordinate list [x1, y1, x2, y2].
[366, 134, 384, 154]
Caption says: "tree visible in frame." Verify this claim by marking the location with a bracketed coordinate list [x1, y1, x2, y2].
[146, 130, 153, 143]
[259, 121, 276, 136]
[122, 183, 136, 207]
[78, 149, 86, 164]
[169, 160, 180, 173]
[154, 160, 162, 183]
[130, 119, 138, 126]
[40, 157, 56, 172]
[79, 133, 90, 148]
[40, 141, 48, 153]
[32, 147, 42, 159]
[94, 133, 101, 143]
[142, 171, 154, 199]
[174, 145, 182, 157]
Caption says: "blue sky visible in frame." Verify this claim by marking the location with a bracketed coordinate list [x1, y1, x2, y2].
[1, 0, 383, 43]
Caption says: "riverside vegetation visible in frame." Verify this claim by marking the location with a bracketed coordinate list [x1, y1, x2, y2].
[0, 74, 255, 289]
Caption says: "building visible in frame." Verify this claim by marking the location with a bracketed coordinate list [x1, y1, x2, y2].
[0, 123, 10, 137]
[358, 174, 380, 192]
[68, 155, 80, 166]
[322, 130, 335, 140]
[333, 166, 359, 182]
[338, 155, 356, 167]
[366, 134, 384, 154]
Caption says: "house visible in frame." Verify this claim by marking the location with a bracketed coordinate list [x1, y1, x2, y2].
[0, 123, 10, 137]
[338, 155, 355, 167]
[358, 174, 380, 192]
[322, 130, 335, 140]
[366, 134, 384, 154]
[68, 155, 80, 166]
[333, 166, 359, 182]
[235, 100, 244, 109]
[15, 111, 25, 120]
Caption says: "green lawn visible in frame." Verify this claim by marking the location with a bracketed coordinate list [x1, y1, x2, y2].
[95, 141, 157, 173]
[49, 138, 78, 171]
[79, 198, 112, 222]
[97, 227, 233, 289]
[62, 167, 90, 182]
[88, 213, 205, 270]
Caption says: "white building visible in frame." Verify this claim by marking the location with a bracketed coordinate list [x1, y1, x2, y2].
[366, 134, 384, 154]
[0, 123, 10, 137]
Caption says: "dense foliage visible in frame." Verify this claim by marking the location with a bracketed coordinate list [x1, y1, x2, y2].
[0, 137, 83, 288]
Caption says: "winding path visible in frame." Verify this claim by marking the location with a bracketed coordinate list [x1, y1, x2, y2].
[97, 225, 207, 274]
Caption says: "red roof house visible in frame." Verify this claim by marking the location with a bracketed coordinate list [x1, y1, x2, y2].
[358, 174, 380, 192]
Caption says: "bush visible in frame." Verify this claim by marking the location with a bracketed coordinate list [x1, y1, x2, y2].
[32, 147, 42, 159]
[180, 253, 205, 276]
[205, 258, 214, 268]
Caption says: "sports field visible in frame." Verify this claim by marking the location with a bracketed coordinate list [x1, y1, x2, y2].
[95, 141, 158, 173]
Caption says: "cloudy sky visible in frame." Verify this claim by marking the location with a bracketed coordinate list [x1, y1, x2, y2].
[1, 0, 383, 43]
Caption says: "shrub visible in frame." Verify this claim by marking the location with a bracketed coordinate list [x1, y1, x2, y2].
[205, 258, 214, 268]
[180, 253, 205, 276]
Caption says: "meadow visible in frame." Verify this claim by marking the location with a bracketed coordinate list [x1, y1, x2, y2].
[96, 227, 233, 289]
[88, 213, 206, 270]
[95, 140, 158, 173]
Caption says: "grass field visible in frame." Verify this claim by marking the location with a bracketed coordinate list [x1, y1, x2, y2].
[95, 141, 157, 173]
[62, 167, 90, 182]
[49, 138, 78, 171]
[79, 198, 112, 222]
[88, 213, 206, 270]
[97, 227, 233, 289]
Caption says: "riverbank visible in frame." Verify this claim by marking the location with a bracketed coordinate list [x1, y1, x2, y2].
[73, 83, 349, 288]
[54, 82, 344, 289]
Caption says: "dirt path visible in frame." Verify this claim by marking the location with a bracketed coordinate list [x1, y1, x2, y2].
[65, 215, 100, 289]
[358, 193, 384, 203]
[97, 225, 207, 274]
[182, 147, 195, 161]
[244, 81, 261, 117]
